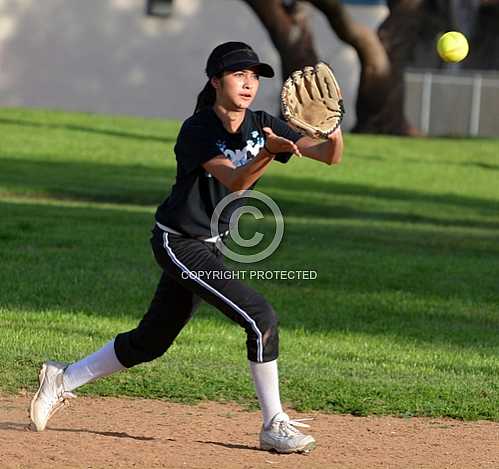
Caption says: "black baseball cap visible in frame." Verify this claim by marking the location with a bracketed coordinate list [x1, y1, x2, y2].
[206, 42, 275, 79]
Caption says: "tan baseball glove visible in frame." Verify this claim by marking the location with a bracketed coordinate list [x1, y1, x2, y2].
[281, 62, 344, 139]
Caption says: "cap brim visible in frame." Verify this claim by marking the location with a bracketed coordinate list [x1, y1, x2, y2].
[224, 61, 275, 78]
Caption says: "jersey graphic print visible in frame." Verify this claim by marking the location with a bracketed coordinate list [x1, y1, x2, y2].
[204, 130, 264, 178]
[217, 130, 264, 167]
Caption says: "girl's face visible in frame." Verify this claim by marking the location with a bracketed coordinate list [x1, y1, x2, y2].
[212, 69, 260, 110]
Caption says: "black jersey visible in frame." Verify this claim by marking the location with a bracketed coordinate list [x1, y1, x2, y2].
[155, 108, 302, 238]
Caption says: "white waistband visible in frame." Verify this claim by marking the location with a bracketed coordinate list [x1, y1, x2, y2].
[155, 222, 224, 243]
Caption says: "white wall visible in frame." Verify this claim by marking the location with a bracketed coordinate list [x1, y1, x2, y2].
[0, 0, 387, 129]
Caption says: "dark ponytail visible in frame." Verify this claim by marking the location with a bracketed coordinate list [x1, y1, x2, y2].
[194, 72, 225, 114]
[194, 79, 216, 114]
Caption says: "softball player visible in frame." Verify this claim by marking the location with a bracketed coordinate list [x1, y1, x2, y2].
[30, 41, 343, 453]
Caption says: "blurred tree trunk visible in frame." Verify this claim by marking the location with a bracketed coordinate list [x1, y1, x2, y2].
[309, 0, 419, 134]
[242, 0, 319, 80]
[363, 0, 426, 135]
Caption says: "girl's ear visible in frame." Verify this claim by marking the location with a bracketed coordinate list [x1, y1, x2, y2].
[211, 76, 220, 90]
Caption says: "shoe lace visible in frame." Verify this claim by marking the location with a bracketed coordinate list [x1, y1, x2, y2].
[42, 387, 76, 414]
[278, 417, 314, 437]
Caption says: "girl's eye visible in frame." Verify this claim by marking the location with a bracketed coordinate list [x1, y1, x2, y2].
[233, 71, 259, 80]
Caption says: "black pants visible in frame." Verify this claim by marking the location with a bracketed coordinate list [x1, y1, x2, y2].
[114, 225, 279, 366]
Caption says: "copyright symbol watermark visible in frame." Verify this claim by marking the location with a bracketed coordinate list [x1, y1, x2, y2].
[210, 190, 284, 264]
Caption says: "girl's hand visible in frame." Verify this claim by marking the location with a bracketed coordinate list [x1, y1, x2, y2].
[263, 127, 302, 157]
[327, 126, 342, 143]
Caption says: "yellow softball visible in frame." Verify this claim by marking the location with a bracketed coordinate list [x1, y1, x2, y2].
[437, 31, 469, 63]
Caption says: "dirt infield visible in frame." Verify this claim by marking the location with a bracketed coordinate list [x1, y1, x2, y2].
[1, 393, 497, 468]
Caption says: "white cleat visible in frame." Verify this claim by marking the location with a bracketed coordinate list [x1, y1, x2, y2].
[29, 361, 76, 431]
[260, 412, 316, 454]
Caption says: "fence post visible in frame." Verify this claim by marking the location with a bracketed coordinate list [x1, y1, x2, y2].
[470, 74, 482, 137]
[421, 72, 432, 135]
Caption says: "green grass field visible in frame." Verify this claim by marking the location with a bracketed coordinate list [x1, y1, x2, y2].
[1, 107, 498, 420]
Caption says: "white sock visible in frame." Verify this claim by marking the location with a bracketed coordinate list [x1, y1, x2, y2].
[249, 359, 283, 428]
[63, 339, 126, 392]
